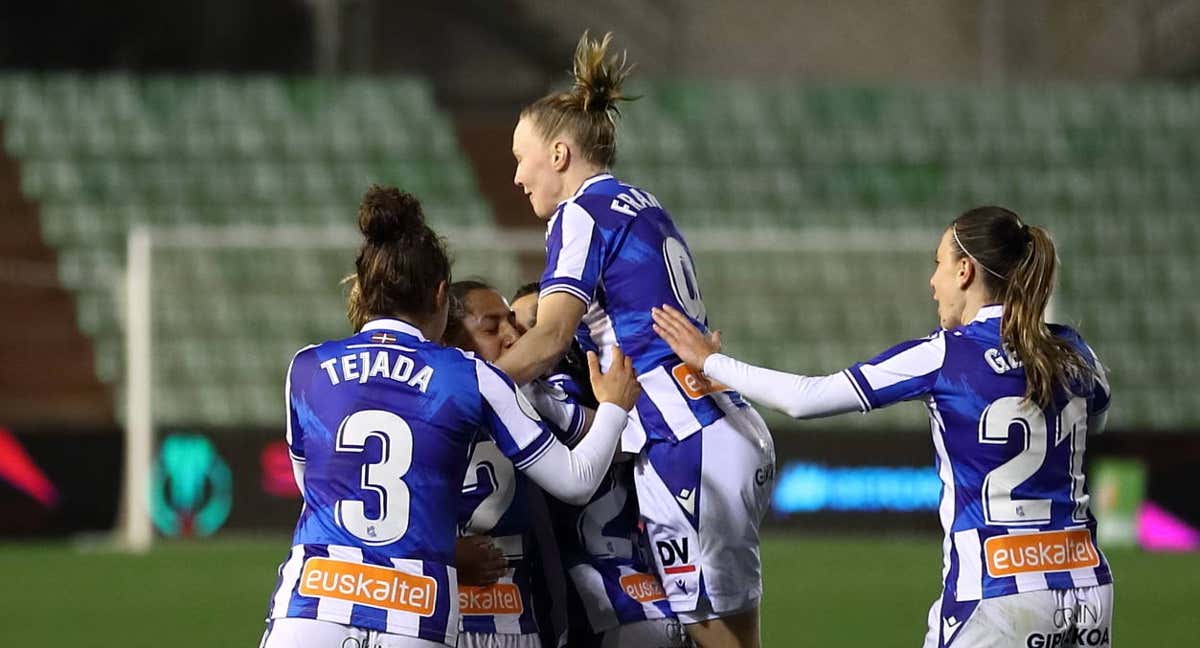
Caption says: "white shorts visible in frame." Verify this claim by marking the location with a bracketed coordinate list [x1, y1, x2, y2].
[600, 618, 691, 648]
[455, 632, 542, 648]
[261, 618, 447, 648]
[634, 405, 775, 619]
[922, 584, 1113, 648]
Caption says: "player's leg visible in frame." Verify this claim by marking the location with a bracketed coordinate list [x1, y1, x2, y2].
[676, 603, 758, 648]
[920, 595, 944, 648]
[600, 617, 692, 647]
[635, 406, 775, 648]
[454, 632, 544, 648]
[260, 618, 369, 647]
[946, 584, 1113, 648]
[262, 618, 450, 648]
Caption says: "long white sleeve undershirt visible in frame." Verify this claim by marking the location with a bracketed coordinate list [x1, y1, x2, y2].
[703, 353, 865, 419]
[521, 380, 591, 446]
[521, 402, 626, 505]
[704, 353, 1113, 432]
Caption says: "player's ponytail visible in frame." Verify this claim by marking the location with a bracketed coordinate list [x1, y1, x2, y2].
[951, 207, 1093, 409]
[522, 31, 635, 168]
[345, 185, 451, 331]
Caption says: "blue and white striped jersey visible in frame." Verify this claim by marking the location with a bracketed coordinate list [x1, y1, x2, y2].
[537, 372, 675, 633]
[457, 439, 541, 636]
[540, 173, 746, 450]
[843, 305, 1113, 610]
[267, 318, 558, 646]
[553, 462, 675, 633]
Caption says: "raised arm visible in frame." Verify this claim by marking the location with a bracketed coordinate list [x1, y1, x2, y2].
[521, 378, 594, 447]
[498, 201, 604, 384]
[652, 305, 862, 419]
[653, 304, 956, 421]
[482, 347, 639, 504]
[496, 292, 586, 385]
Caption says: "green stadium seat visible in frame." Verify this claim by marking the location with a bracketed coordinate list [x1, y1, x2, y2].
[7, 75, 1196, 430]
[2, 74, 496, 426]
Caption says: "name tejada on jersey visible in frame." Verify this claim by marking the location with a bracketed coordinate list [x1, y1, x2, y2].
[318, 347, 435, 392]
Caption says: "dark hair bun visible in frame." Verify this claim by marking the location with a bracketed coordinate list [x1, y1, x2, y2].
[358, 185, 427, 244]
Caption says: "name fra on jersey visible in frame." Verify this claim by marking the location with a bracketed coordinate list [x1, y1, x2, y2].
[319, 350, 434, 392]
[608, 188, 661, 217]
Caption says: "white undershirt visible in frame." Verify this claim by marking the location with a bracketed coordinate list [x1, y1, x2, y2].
[703, 353, 864, 419]
[521, 402, 626, 504]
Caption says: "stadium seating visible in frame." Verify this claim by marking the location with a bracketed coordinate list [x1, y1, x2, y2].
[3, 75, 1196, 429]
[1, 74, 496, 425]
[614, 81, 1200, 430]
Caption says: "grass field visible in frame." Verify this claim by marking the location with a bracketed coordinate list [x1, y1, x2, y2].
[1, 533, 1196, 646]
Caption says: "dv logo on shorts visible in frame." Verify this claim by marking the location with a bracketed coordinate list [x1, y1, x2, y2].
[656, 538, 696, 575]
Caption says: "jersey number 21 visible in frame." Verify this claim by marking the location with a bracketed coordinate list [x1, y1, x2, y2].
[979, 396, 1090, 526]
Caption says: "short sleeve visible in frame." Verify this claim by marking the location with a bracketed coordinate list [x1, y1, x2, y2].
[284, 346, 316, 462]
[533, 375, 589, 446]
[475, 359, 557, 470]
[539, 202, 605, 307]
[843, 331, 947, 411]
[1084, 343, 1111, 415]
[546, 370, 588, 407]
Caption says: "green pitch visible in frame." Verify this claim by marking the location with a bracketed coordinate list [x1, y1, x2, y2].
[1, 534, 1195, 646]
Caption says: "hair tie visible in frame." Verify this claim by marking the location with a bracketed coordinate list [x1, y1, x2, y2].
[954, 224, 1008, 281]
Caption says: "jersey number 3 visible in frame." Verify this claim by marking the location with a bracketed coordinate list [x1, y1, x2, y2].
[979, 396, 1090, 526]
[334, 409, 413, 545]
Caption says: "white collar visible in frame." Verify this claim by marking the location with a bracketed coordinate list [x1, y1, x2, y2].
[546, 173, 614, 235]
[360, 318, 427, 341]
[971, 304, 1004, 323]
[563, 172, 612, 204]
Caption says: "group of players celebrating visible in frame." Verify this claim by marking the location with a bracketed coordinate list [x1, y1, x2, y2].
[261, 32, 1114, 648]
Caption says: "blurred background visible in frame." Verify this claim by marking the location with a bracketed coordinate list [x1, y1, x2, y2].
[1, 0, 1199, 645]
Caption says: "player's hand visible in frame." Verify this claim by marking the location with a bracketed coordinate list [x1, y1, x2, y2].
[455, 535, 507, 586]
[588, 346, 641, 411]
[652, 304, 722, 372]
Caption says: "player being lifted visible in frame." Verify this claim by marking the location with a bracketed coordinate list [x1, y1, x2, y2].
[496, 32, 776, 648]
[260, 187, 641, 648]
[653, 206, 1114, 648]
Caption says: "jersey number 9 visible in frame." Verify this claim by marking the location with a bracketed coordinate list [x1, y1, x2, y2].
[333, 409, 414, 545]
[663, 237, 706, 322]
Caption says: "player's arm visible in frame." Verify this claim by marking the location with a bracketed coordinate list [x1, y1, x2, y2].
[523, 371, 641, 465]
[498, 202, 603, 384]
[1085, 343, 1111, 435]
[496, 293, 586, 385]
[285, 346, 312, 493]
[455, 535, 507, 586]
[521, 380, 594, 447]
[479, 348, 639, 505]
[653, 305, 942, 418]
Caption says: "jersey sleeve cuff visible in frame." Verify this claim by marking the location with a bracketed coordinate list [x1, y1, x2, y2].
[538, 280, 592, 307]
[1088, 390, 1112, 416]
[842, 366, 875, 413]
[510, 427, 556, 471]
[564, 408, 587, 447]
